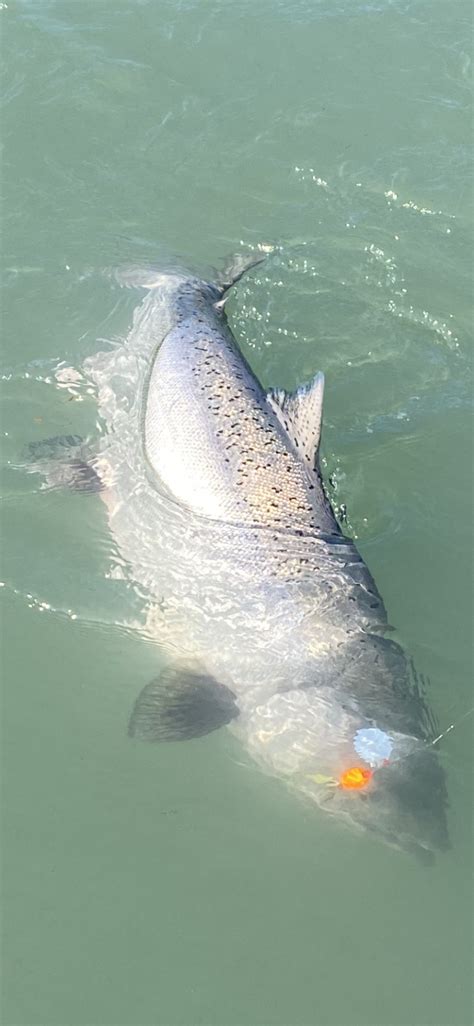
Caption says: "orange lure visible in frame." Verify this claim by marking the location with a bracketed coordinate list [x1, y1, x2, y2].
[339, 766, 373, 790]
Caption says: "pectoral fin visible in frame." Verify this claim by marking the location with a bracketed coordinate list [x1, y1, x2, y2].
[267, 371, 325, 470]
[128, 666, 239, 742]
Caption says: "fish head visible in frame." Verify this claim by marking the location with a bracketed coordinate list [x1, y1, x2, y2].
[320, 742, 450, 861]
[236, 635, 450, 861]
[307, 634, 451, 859]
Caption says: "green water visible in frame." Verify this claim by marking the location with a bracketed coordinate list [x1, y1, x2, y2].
[1, 2, 473, 1024]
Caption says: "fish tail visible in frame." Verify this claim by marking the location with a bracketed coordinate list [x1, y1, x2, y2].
[217, 249, 271, 294]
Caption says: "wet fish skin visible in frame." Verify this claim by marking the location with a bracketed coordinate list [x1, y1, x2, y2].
[143, 277, 336, 534]
[80, 262, 449, 859]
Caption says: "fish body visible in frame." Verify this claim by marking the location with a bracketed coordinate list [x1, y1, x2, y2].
[82, 262, 448, 859]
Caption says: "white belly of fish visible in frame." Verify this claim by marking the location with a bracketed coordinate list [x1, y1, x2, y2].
[144, 330, 234, 520]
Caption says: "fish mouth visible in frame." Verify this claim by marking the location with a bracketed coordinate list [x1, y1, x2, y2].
[386, 832, 436, 865]
[365, 824, 450, 864]
[405, 842, 436, 867]
[317, 793, 449, 862]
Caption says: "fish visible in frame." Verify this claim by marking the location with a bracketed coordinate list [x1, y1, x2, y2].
[38, 255, 449, 860]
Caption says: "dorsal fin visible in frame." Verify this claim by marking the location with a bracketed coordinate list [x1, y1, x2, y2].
[266, 371, 325, 469]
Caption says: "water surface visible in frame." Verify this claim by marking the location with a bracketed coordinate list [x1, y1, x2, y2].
[1, 2, 472, 1024]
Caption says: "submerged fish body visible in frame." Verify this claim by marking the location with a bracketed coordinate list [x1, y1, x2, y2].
[82, 263, 448, 859]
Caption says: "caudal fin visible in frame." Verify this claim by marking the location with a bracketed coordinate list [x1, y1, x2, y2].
[217, 248, 273, 295]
